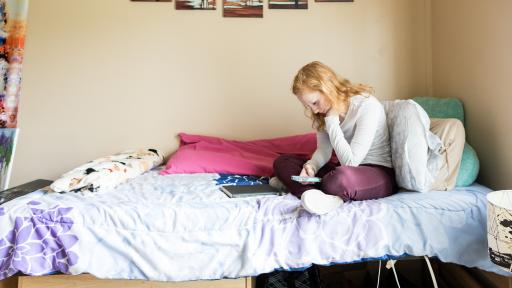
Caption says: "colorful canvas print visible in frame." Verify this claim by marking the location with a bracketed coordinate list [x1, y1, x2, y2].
[0, 128, 18, 190]
[0, 0, 28, 129]
[269, 0, 307, 9]
[223, 0, 263, 18]
[176, 0, 215, 10]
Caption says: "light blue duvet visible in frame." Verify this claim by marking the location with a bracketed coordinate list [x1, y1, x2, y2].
[0, 170, 508, 281]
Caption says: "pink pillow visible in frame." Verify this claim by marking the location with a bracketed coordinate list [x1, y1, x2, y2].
[160, 133, 321, 176]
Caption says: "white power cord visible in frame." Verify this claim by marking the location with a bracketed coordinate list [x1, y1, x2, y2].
[423, 256, 439, 288]
[386, 260, 401, 288]
[376, 260, 381, 288]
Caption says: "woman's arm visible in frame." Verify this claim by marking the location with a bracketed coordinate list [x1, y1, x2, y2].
[305, 131, 332, 174]
[324, 101, 380, 166]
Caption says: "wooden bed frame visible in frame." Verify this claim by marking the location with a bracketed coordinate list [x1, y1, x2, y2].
[0, 274, 256, 288]
[0, 257, 438, 288]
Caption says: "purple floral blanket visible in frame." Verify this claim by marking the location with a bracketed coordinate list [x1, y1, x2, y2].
[0, 171, 508, 281]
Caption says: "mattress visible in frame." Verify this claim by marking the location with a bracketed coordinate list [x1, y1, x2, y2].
[0, 169, 507, 281]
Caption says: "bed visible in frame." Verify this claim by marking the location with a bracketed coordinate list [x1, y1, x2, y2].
[0, 167, 508, 287]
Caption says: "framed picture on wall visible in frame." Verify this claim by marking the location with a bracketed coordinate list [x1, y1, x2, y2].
[223, 0, 263, 18]
[176, 0, 216, 10]
[315, 0, 352, 2]
[269, 0, 307, 9]
[0, 128, 19, 190]
[131, 0, 172, 2]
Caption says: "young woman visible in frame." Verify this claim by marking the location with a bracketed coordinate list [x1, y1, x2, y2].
[272, 61, 397, 215]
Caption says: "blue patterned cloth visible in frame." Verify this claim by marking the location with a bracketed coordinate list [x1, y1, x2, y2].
[215, 174, 269, 186]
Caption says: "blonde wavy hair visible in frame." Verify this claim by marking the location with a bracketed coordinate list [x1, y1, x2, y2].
[292, 61, 374, 131]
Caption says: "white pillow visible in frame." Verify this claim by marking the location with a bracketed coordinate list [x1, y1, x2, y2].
[382, 100, 443, 192]
[51, 149, 163, 193]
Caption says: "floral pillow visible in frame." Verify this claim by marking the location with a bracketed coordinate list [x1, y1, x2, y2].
[50, 149, 163, 193]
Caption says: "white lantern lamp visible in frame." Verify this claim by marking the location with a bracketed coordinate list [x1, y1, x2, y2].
[487, 190, 512, 272]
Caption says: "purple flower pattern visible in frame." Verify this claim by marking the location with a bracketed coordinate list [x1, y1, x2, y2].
[0, 201, 78, 279]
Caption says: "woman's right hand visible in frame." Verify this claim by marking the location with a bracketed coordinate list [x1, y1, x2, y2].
[299, 163, 316, 185]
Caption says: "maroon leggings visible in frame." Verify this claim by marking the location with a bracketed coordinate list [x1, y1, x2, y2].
[273, 154, 397, 201]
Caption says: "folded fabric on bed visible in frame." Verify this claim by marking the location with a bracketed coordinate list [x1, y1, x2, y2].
[160, 133, 337, 176]
[51, 149, 163, 193]
[383, 100, 443, 192]
[412, 96, 480, 187]
[0, 171, 508, 281]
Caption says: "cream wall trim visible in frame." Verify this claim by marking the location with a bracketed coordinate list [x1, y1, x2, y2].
[12, 0, 431, 185]
[431, 0, 512, 189]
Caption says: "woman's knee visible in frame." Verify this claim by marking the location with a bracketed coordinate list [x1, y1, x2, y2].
[322, 168, 353, 198]
[273, 154, 292, 169]
[273, 154, 305, 175]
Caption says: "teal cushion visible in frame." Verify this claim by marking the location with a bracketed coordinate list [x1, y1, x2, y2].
[456, 143, 480, 187]
[413, 97, 465, 123]
[412, 97, 479, 186]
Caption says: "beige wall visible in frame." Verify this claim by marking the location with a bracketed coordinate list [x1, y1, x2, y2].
[11, 0, 431, 185]
[432, 0, 512, 189]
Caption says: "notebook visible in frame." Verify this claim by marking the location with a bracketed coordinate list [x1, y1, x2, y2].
[220, 184, 283, 198]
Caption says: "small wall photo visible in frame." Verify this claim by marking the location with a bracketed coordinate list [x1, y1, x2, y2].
[176, 0, 216, 10]
[269, 0, 307, 9]
[223, 0, 263, 18]
[315, 0, 352, 2]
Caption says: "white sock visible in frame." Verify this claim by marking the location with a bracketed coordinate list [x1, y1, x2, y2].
[301, 189, 343, 215]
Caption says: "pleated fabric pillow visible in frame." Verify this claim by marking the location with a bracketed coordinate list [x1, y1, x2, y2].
[383, 100, 444, 192]
[413, 96, 479, 186]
